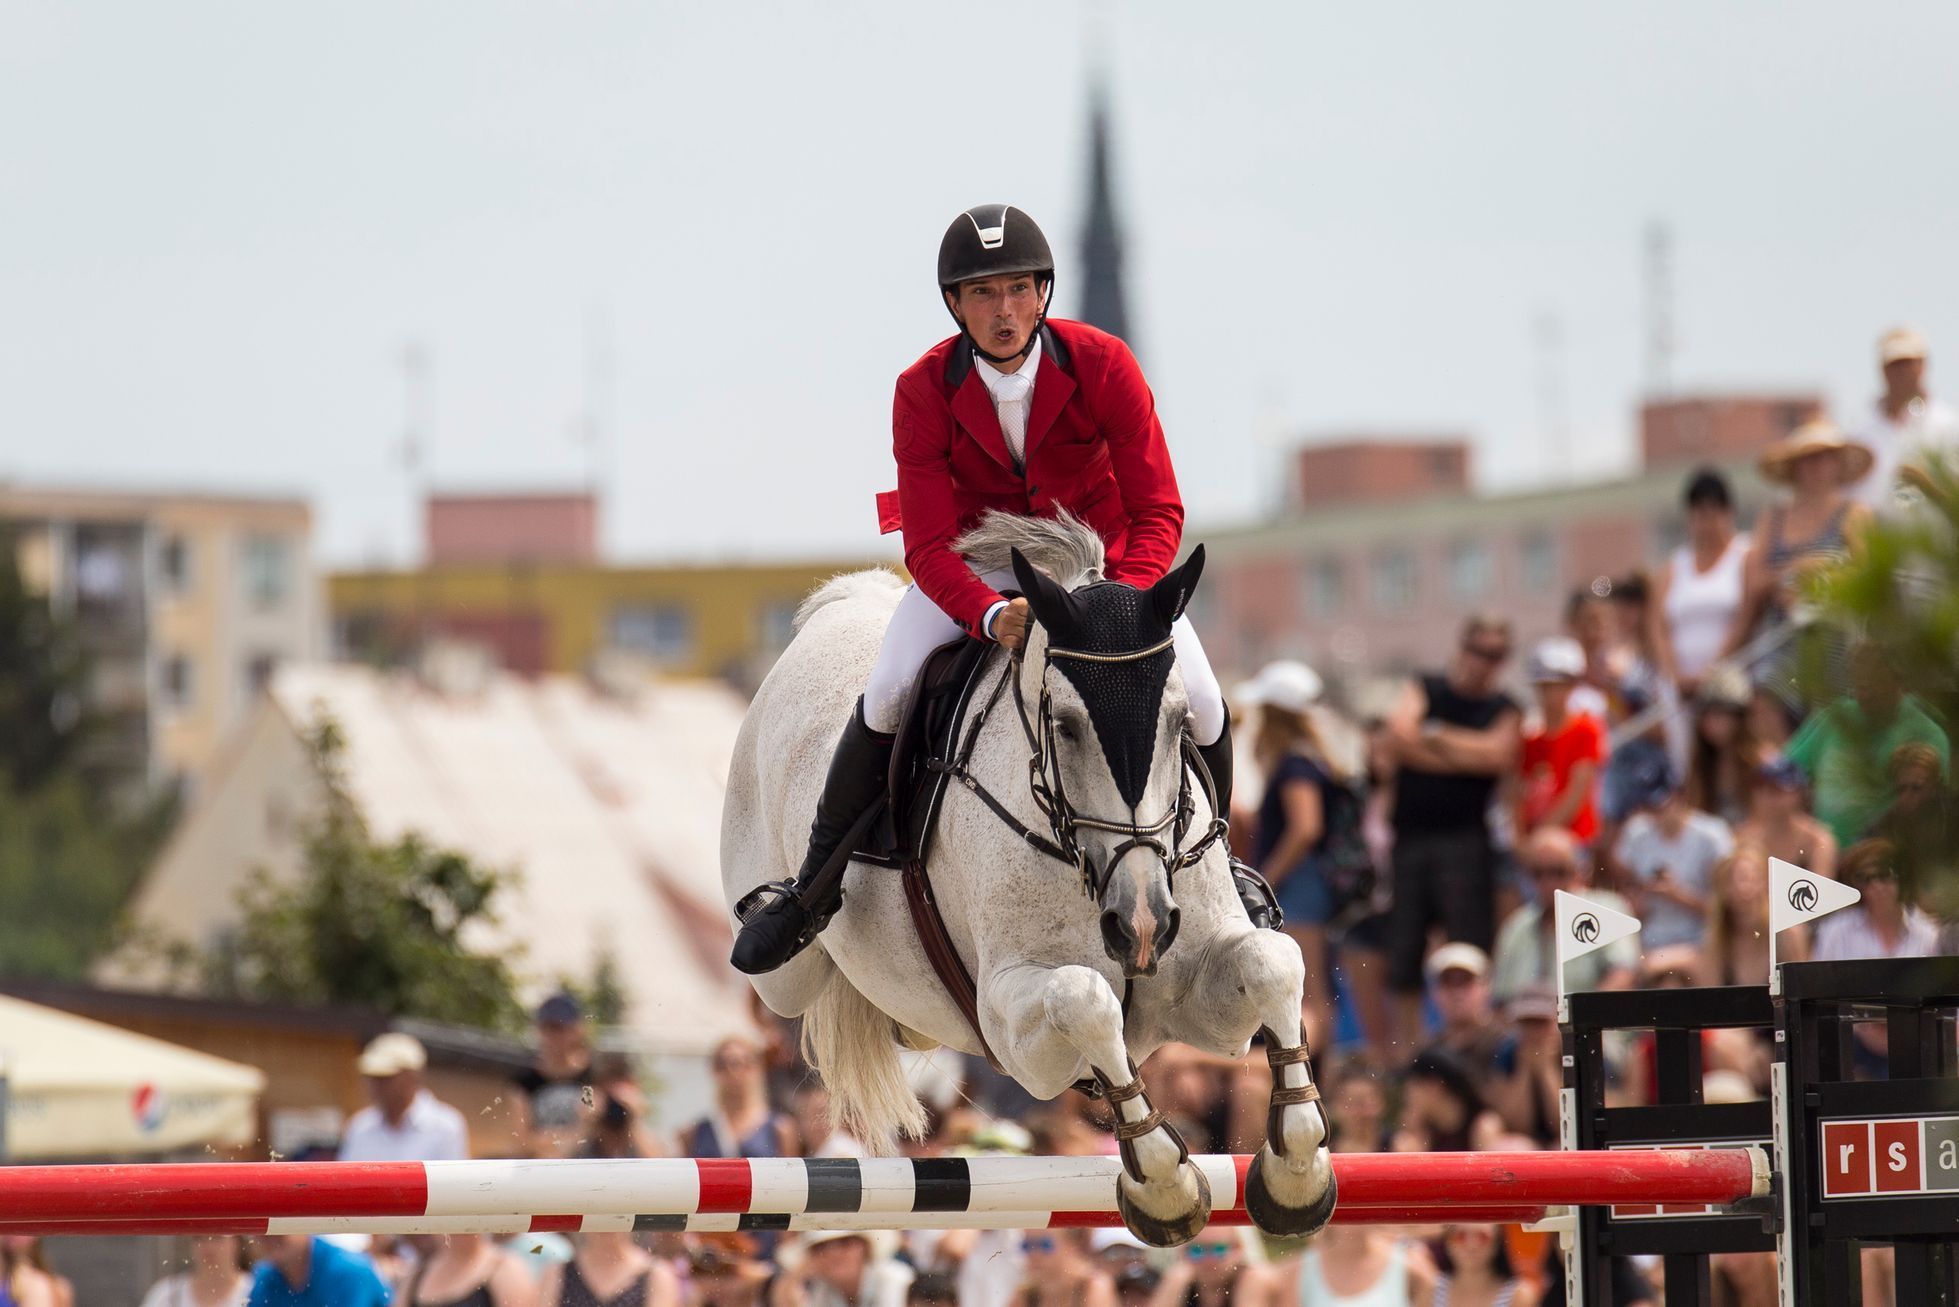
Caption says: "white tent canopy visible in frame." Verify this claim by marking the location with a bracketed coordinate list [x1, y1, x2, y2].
[0, 995, 264, 1159]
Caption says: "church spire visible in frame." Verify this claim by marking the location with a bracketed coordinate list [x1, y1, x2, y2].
[1078, 77, 1132, 346]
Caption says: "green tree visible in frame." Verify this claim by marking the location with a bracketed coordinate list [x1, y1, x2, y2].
[0, 780, 159, 976]
[0, 525, 170, 977]
[1814, 454, 1959, 906]
[0, 524, 90, 794]
[204, 720, 529, 1031]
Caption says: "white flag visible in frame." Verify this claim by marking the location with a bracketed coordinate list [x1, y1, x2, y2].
[1553, 890, 1642, 994]
[1769, 857, 1861, 936]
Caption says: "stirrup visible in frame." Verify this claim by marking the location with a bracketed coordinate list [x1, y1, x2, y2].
[734, 878, 842, 945]
[734, 879, 800, 922]
[1230, 857, 1284, 931]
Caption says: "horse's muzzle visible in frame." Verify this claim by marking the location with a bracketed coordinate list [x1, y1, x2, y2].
[1100, 903, 1180, 978]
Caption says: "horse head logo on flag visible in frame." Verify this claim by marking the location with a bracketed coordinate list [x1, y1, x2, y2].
[1572, 913, 1601, 945]
[1788, 879, 1819, 913]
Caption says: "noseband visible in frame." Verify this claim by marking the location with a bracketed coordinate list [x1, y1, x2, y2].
[934, 631, 1227, 901]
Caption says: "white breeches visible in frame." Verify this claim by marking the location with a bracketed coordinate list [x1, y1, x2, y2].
[863, 568, 1227, 746]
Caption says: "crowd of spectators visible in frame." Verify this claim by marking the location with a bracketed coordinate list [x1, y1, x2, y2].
[116, 327, 1958, 1307]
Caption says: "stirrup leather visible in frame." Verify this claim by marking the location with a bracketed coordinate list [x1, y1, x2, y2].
[1230, 857, 1284, 931]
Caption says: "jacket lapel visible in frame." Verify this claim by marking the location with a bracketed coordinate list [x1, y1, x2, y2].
[950, 367, 1017, 472]
[1022, 337, 1077, 459]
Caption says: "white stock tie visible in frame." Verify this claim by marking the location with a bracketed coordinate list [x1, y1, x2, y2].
[993, 371, 1033, 469]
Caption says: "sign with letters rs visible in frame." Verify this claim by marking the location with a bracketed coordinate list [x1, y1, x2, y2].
[1820, 1115, 1959, 1199]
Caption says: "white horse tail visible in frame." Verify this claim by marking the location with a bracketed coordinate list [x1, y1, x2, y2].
[794, 569, 905, 634]
[801, 976, 927, 1152]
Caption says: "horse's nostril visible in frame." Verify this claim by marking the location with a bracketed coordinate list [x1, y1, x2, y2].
[1157, 906, 1181, 956]
[1100, 910, 1133, 961]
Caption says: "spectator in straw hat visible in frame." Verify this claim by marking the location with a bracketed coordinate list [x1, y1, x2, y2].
[338, 1032, 470, 1162]
[1724, 418, 1874, 721]
[1852, 327, 1959, 515]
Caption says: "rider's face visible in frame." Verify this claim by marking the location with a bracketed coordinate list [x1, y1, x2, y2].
[948, 273, 1045, 360]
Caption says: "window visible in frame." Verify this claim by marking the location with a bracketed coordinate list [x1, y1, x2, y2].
[241, 534, 289, 609]
[245, 652, 278, 697]
[1520, 532, 1560, 595]
[1370, 550, 1416, 613]
[159, 534, 194, 594]
[1447, 541, 1494, 602]
[1305, 557, 1344, 619]
[161, 654, 196, 708]
[758, 601, 800, 654]
[608, 604, 695, 664]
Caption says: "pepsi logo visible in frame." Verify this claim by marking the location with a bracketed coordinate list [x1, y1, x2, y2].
[1572, 913, 1601, 944]
[130, 1083, 167, 1134]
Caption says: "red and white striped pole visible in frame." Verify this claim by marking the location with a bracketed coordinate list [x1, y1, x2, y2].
[0, 1204, 1554, 1239]
[0, 1149, 1767, 1236]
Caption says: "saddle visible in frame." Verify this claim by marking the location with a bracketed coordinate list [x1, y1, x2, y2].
[854, 635, 998, 871]
[849, 634, 1005, 1060]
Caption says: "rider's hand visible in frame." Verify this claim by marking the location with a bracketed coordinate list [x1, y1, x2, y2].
[990, 597, 1031, 651]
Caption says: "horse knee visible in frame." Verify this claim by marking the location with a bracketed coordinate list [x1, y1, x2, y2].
[1040, 967, 1126, 1063]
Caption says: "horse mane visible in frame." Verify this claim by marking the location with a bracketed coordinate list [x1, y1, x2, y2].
[953, 510, 1105, 587]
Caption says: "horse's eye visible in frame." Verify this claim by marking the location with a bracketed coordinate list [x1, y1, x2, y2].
[1056, 719, 1081, 744]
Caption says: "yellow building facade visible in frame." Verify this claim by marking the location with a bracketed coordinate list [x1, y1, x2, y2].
[329, 555, 896, 685]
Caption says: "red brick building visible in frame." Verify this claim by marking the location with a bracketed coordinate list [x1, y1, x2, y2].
[1195, 393, 1822, 700]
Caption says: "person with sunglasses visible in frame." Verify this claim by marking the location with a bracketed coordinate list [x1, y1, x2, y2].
[1382, 614, 1524, 1051]
[1012, 1232, 1115, 1307]
[1145, 1228, 1282, 1307]
[1812, 838, 1939, 963]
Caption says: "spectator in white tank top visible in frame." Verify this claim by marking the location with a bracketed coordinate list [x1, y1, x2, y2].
[1650, 468, 1748, 701]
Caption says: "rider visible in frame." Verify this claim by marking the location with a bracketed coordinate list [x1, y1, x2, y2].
[731, 203, 1274, 975]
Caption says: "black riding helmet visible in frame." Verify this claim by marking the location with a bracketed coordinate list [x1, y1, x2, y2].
[938, 204, 1054, 365]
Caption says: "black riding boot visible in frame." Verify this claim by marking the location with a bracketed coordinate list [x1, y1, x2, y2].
[731, 698, 895, 975]
[1196, 718, 1284, 931]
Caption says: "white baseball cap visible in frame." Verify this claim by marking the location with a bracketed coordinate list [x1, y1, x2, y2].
[1236, 660, 1324, 714]
[1424, 942, 1491, 983]
[356, 1032, 428, 1077]
[1880, 326, 1930, 364]
[1526, 636, 1586, 685]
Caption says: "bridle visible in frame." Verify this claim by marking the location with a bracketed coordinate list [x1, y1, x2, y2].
[932, 628, 1228, 901]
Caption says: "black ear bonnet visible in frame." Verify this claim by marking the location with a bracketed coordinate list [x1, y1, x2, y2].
[1010, 549, 1205, 808]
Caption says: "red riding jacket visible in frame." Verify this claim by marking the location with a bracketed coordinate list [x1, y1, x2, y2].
[879, 319, 1184, 638]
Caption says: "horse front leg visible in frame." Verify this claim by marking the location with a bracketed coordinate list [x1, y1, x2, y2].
[983, 963, 1211, 1246]
[1182, 928, 1337, 1238]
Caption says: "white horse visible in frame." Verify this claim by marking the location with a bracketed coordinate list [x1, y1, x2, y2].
[721, 513, 1334, 1244]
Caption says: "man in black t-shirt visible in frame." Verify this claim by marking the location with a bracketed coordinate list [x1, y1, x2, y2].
[509, 990, 597, 1158]
[1383, 613, 1523, 1053]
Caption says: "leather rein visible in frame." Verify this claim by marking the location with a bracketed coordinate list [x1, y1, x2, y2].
[929, 633, 1228, 900]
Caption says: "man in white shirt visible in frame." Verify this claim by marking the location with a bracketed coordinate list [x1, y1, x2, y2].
[1851, 326, 1959, 516]
[1491, 828, 1638, 1001]
[337, 1032, 470, 1162]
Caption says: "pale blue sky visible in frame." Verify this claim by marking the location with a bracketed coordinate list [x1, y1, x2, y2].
[4, 3, 1955, 565]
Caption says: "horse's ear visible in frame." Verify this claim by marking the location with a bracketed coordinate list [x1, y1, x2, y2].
[1011, 547, 1075, 637]
[1149, 545, 1206, 628]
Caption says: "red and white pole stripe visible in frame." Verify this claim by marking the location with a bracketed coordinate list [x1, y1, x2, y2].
[0, 1204, 1553, 1239]
[0, 1149, 1766, 1236]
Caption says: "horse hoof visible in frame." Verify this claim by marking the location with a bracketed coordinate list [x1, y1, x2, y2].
[1244, 1148, 1337, 1240]
[1116, 1160, 1213, 1248]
